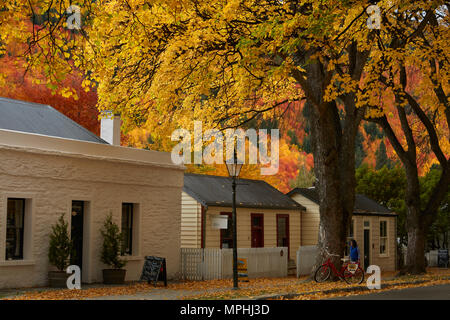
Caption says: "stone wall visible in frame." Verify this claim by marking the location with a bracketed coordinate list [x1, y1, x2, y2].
[0, 144, 183, 289]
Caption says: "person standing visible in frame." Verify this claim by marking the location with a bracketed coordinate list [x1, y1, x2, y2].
[349, 239, 360, 263]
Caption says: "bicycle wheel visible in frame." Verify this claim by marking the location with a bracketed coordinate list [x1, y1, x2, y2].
[314, 265, 331, 283]
[343, 266, 364, 284]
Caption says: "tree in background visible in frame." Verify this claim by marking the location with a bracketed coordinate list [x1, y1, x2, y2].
[289, 152, 316, 189]
[375, 141, 394, 170]
[356, 164, 407, 242]
[356, 164, 450, 271]
[421, 167, 450, 250]
[0, 37, 100, 135]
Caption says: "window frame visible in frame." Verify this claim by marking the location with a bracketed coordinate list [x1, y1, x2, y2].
[349, 219, 354, 238]
[121, 203, 134, 256]
[5, 198, 26, 260]
[276, 214, 290, 257]
[345, 218, 355, 256]
[1, 193, 35, 266]
[219, 212, 233, 249]
[379, 219, 389, 257]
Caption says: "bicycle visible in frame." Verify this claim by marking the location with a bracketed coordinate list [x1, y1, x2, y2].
[314, 248, 365, 284]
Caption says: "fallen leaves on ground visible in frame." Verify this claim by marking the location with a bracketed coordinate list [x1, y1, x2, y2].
[4, 268, 450, 300]
[184, 268, 450, 300]
[281, 277, 450, 300]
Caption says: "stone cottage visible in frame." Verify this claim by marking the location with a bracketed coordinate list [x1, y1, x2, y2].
[0, 97, 184, 289]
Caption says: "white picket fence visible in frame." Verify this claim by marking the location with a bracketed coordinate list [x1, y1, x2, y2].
[181, 247, 288, 280]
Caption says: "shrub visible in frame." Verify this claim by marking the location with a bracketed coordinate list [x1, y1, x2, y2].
[100, 212, 127, 269]
[48, 213, 73, 271]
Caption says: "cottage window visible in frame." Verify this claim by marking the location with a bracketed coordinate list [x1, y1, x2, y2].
[121, 203, 134, 255]
[6, 198, 25, 260]
[349, 219, 354, 238]
[220, 213, 233, 249]
[380, 220, 388, 255]
[345, 219, 355, 256]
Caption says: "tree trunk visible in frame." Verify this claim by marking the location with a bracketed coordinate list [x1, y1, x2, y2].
[373, 115, 441, 275]
[404, 214, 427, 274]
[402, 163, 428, 274]
[296, 48, 365, 280]
[307, 98, 357, 279]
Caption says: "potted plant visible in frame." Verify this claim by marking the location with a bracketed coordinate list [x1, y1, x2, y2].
[48, 213, 73, 288]
[101, 213, 127, 284]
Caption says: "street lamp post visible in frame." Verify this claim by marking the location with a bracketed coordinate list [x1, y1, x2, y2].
[226, 149, 243, 290]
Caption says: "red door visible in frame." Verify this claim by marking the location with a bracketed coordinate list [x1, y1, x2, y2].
[251, 214, 264, 248]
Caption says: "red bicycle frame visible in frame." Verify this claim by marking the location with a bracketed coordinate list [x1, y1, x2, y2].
[320, 257, 361, 279]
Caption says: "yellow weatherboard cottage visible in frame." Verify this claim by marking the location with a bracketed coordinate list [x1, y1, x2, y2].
[181, 173, 305, 275]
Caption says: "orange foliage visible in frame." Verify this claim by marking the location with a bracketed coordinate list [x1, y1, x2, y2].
[0, 35, 100, 135]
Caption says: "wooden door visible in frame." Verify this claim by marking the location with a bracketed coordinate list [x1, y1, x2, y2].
[71, 201, 84, 270]
[251, 214, 264, 248]
[364, 229, 370, 270]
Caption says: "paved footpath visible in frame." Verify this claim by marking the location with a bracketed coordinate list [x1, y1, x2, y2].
[329, 283, 450, 300]
[0, 284, 229, 300]
[87, 288, 206, 300]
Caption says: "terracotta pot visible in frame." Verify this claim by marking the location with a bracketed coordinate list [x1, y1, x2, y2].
[48, 271, 69, 288]
[103, 269, 126, 284]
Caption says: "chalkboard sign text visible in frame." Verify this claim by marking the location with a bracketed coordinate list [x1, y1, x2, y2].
[139, 256, 167, 286]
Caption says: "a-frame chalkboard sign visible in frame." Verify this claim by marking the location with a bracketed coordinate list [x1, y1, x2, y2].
[139, 256, 167, 287]
[438, 249, 449, 268]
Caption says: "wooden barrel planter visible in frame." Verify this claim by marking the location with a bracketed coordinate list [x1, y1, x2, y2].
[103, 269, 126, 284]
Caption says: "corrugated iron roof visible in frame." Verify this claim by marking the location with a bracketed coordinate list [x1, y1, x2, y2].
[0, 97, 107, 144]
[287, 187, 396, 216]
[183, 173, 305, 210]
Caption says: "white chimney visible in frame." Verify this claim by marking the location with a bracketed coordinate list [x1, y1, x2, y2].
[100, 111, 121, 146]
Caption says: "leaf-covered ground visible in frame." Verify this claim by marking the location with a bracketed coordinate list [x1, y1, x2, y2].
[2, 268, 449, 300]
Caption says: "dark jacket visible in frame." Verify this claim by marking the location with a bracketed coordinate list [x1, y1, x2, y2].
[350, 246, 360, 262]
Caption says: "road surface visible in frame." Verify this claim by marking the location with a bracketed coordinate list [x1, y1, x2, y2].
[330, 283, 450, 300]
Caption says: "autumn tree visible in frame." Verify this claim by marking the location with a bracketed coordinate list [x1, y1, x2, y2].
[0, 60, 101, 135]
[1, 0, 446, 276]
[0, 14, 101, 134]
[365, 5, 449, 273]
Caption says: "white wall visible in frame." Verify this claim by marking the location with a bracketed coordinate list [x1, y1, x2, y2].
[296, 245, 318, 276]
[0, 131, 184, 288]
[180, 192, 202, 248]
[289, 193, 319, 245]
